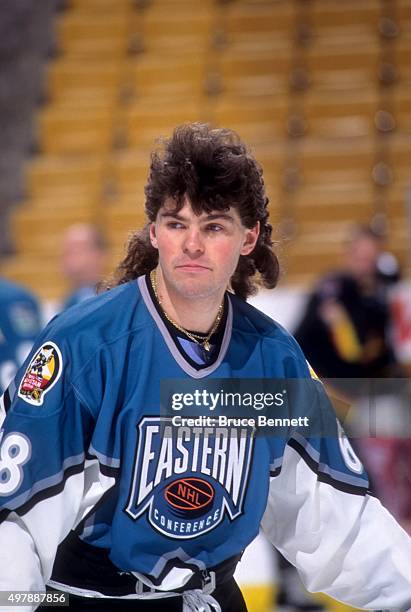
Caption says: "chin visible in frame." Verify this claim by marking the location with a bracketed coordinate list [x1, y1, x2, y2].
[174, 279, 217, 300]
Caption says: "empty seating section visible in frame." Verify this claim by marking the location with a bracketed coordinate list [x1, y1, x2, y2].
[1, 0, 411, 297]
[0, 0, 59, 254]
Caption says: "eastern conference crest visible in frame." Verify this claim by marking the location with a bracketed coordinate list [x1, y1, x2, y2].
[126, 417, 254, 539]
[18, 341, 62, 406]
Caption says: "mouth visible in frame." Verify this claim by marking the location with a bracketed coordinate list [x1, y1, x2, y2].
[175, 264, 211, 272]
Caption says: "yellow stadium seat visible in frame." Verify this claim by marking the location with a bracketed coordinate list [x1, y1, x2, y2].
[57, 13, 129, 46]
[47, 59, 125, 97]
[299, 137, 375, 174]
[311, 68, 380, 92]
[110, 149, 150, 189]
[11, 206, 97, 256]
[60, 36, 127, 60]
[280, 249, 341, 286]
[140, 9, 214, 40]
[307, 46, 379, 73]
[124, 55, 210, 101]
[38, 106, 115, 154]
[390, 134, 411, 169]
[123, 102, 207, 149]
[21, 189, 101, 210]
[392, 86, 411, 133]
[303, 89, 379, 137]
[5, 0, 411, 298]
[49, 84, 120, 108]
[102, 204, 146, 245]
[219, 47, 293, 79]
[224, 3, 294, 36]
[68, 0, 131, 10]
[211, 96, 289, 144]
[140, 0, 215, 7]
[136, 33, 211, 58]
[27, 155, 107, 198]
[293, 183, 375, 223]
[310, 2, 380, 28]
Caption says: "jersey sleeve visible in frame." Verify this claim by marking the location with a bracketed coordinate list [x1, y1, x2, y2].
[261, 377, 411, 609]
[0, 330, 110, 606]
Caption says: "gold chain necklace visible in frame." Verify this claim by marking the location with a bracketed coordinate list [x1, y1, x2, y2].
[150, 269, 224, 351]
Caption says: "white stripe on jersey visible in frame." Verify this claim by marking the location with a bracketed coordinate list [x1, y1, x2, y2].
[0, 463, 115, 601]
[0, 393, 6, 429]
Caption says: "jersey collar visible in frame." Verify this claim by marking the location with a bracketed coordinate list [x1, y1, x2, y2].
[137, 275, 233, 378]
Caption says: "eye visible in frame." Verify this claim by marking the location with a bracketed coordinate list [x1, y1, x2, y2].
[167, 221, 185, 229]
[205, 223, 224, 233]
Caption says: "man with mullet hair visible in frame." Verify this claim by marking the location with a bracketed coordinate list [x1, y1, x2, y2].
[0, 124, 410, 612]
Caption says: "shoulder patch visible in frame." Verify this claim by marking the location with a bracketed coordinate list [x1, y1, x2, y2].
[18, 341, 63, 406]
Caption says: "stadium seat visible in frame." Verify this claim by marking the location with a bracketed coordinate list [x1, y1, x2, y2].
[12, 207, 97, 254]
[223, 3, 294, 37]
[26, 155, 106, 199]
[310, 2, 380, 29]
[122, 101, 207, 148]
[37, 107, 115, 154]
[303, 90, 380, 137]
[46, 59, 125, 98]
[4, 0, 411, 296]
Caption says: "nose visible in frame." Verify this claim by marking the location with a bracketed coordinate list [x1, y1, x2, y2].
[182, 228, 205, 256]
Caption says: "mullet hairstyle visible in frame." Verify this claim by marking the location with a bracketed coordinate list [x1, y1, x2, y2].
[107, 123, 280, 299]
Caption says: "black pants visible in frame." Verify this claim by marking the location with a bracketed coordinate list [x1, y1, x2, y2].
[37, 579, 247, 612]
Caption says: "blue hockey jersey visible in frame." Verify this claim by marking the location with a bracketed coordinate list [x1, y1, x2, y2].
[0, 276, 410, 610]
[0, 279, 42, 395]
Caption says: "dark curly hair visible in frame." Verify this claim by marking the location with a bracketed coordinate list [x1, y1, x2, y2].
[108, 123, 279, 299]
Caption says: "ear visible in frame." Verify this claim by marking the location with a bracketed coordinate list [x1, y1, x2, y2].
[240, 222, 260, 256]
[149, 223, 158, 249]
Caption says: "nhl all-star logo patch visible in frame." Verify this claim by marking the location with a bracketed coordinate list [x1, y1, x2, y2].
[126, 417, 254, 539]
[18, 341, 62, 406]
[164, 477, 215, 516]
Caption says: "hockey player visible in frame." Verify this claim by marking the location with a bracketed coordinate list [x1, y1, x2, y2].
[0, 278, 42, 396]
[60, 224, 107, 311]
[0, 124, 410, 612]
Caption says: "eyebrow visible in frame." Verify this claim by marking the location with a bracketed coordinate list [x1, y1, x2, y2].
[159, 211, 235, 224]
[206, 213, 235, 223]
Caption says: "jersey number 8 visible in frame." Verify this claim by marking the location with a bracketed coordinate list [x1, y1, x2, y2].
[0, 433, 31, 496]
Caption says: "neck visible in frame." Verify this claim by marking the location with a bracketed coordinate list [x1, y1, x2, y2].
[152, 268, 225, 333]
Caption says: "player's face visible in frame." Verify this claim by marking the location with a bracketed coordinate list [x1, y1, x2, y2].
[345, 236, 380, 279]
[149, 197, 259, 302]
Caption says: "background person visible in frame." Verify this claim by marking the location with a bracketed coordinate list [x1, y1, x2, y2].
[0, 277, 42, 396]
[293, 223, 411, 531]
[294, 224, 400, 390]
[60, 223, 107, 311]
